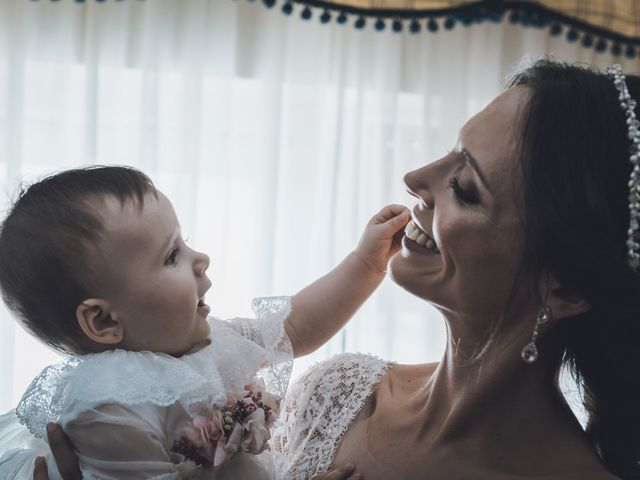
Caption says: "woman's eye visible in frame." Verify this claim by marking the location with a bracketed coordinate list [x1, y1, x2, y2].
[448, 176, 477, 204]
[165, 248, 179, 266]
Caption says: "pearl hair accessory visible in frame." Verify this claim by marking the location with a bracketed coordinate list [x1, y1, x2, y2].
[607, 64, 640, 270]
[523, 66, 640, 365]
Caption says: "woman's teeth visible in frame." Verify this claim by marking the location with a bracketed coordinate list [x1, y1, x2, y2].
[405, 221, 440, 252]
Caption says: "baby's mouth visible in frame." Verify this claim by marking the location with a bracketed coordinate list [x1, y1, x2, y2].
[196, 296, 211, 316]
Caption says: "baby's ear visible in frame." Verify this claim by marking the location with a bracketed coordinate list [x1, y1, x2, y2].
[76, 299, 122, 345]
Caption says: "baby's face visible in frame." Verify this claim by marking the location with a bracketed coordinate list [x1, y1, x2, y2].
[90, 190, 212, 356]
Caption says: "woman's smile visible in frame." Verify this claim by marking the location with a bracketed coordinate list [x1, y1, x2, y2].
[402, 220, 441, 255]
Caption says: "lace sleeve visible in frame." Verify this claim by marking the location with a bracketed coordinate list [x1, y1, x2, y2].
[273, 353, 390, 480]
[226, 296, 294, 400]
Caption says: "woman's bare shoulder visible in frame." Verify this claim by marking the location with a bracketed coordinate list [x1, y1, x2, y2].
[381, 361, 439, 395]
[390, 361, 439, 380]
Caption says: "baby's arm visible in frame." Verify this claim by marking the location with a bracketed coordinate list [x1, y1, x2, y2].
[285, 204, 410, 357]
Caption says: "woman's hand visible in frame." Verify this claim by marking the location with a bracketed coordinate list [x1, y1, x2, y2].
[33, 423, 82, 480]
[354, 204, 411, 274]
[311, 463, 362, 480]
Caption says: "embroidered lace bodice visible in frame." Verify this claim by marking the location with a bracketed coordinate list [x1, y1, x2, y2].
[273, 353, 391, 480]
[0, 297, 293, 480]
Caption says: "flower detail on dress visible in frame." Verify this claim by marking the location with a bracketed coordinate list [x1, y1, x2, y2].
[172, 377, 280, 471]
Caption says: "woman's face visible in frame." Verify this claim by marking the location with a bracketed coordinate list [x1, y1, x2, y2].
[389, 87, 530, 333]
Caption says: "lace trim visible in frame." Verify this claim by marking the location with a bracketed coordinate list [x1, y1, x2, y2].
[274, 353, 390, 479]
[16, 296, 293, 440]
[248, 296, 294, 399]
[16, 360, 78, 439]
[16, 350, 224, 439]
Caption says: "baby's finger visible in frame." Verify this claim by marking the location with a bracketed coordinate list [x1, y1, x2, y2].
[392, 224, 406, 248]
[375, 208, 411, 236]
[388, 208, 411, 229]
[372, 205, 410, 229]
[382, 203, 409, 217]
[371, 204, 410, 225]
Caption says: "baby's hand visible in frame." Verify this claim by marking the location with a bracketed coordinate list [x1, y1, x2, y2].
[311, 463, 362, 480]
[354, 204, 410, 275]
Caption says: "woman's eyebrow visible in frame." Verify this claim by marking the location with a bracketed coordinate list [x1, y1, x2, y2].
[460, 148, 493, 196]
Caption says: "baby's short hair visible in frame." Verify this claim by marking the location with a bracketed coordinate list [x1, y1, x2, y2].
[0, 165, 157, 354]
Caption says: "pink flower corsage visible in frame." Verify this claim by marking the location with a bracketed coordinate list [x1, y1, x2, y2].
[172, 378, 281, 470]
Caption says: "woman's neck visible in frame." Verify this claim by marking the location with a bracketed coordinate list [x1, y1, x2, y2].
[380, 319, 603, 476]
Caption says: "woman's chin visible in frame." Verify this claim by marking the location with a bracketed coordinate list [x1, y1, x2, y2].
[388, 254, 441, 300]
[389, 256, 423, 294]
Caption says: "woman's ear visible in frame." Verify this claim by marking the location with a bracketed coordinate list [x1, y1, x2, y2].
[76, 299, 123, 345]
[540, 274, 592, 321]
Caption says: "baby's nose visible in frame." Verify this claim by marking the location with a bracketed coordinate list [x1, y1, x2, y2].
[194, 251, 210, 275]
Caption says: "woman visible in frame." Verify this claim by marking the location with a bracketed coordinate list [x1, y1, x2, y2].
[36, 59, 637, 479]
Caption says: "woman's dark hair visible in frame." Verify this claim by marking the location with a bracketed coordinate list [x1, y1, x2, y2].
[507, 59, 640, 479]
[0, 165, 157, 355]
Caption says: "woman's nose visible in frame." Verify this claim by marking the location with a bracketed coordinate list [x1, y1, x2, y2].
[404, 166, 435, 208]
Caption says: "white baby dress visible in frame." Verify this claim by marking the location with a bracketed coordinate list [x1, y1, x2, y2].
[0, 296, 293, 480]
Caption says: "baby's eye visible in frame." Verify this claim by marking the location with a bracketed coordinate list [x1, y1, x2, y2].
[165, 248, 179, 266]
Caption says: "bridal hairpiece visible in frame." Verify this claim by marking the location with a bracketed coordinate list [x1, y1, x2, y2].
[607, 64, 640, 270]
[522, 66, 640, 365]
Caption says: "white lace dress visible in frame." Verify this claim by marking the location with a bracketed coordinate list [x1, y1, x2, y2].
[273, 353, 391, 480]
[0, 297, 293, 480]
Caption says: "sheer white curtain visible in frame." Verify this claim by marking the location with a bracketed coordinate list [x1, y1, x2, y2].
[0, 0, 638, 413]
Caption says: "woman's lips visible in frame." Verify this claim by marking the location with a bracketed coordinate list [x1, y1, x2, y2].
[402, 235, 442, 255]
[404, 220, 440, 254]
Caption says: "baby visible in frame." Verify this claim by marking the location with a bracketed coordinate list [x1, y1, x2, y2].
[0, 166, 409, 480]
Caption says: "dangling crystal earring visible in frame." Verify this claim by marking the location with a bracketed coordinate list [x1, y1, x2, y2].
[520, 305, 552, 364]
